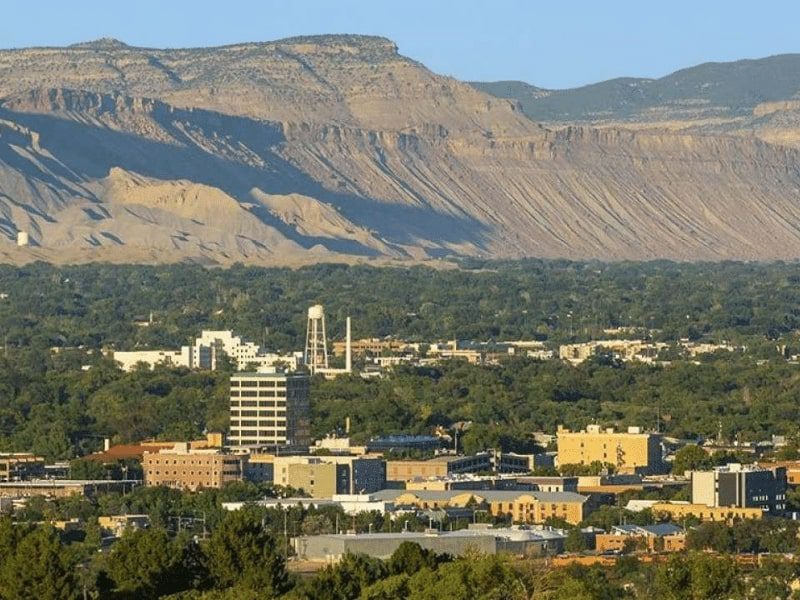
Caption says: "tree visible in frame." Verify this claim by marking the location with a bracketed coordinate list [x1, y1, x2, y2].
[564, 528, 586, 553]
[388, 542, 438, 575]
[0, 526, 79, 600]
[205, 510, 290, 597]
[105, 527, 200, 599]
[671, 445, 711, 475]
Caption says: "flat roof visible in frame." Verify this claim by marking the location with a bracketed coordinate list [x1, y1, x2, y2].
[372, 489, 587, 503]
[232, 372, 308, 379]
[0, 479, 141, 486]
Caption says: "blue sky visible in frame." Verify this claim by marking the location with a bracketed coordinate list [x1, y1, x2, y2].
[2, 0, 799, 89]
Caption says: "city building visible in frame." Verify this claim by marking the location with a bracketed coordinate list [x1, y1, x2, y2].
[556, 425, 665, 475]
[113, 330, 301, 372]
[271, 455, 386, 496]
[387, 454, 493, 483]
[365, 435, 442, 453]
[651, 501, 763, 522]
[223, 493, 395, 516]
[0, 453, 45, 481]
[372, 489, 588, 525]
[595, 524, 686, 553]
[516, 476, 579, 493]
[691, 463, 787, 514]
[142, 445, 244, 491]
[332, 337, 408, 358]
[0, 479, 139, 499]
[228, 370, 311, 449]
[98, 515, 150, 537]
[292, 525, 568, 561]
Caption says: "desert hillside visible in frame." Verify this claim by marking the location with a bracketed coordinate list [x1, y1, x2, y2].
[1, 37, 800, 264]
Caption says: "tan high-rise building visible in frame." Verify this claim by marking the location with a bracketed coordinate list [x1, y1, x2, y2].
[229, 371, 310, 448]
[556, 425, 664, 475]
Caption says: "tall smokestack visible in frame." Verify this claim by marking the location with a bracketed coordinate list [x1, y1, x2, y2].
[345, 316, 352, 373]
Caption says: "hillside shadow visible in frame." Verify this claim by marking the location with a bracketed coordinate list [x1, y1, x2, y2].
[0, 104, 489, 256]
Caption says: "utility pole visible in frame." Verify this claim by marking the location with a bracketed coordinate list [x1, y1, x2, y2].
[284, 509, 288, 557]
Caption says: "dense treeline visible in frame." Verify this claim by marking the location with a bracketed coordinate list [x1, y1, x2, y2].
[4, 508, 800, 599]
[314, 355, 800, 447]
[3, 260, 800, 352]
[3, 259, 800, 457]
[4, 350, 800, 460]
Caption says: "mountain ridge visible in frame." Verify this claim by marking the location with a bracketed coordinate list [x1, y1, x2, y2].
[2, 37, 800, 264]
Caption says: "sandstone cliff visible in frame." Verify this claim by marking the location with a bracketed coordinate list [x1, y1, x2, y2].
[1, 37, 800, 264]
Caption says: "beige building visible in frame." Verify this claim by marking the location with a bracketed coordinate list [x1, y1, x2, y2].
[652, 502, 763, 522]
[332, 338, 407, 357]
[372, 489, 588, 525]
[142, 446, 244, 491]
[0, 453, 45, 481]
[557, 425, 664, 475]
[229, 371, 310, 449]
[271, 455, 386, 497]
[387, 454, 492, 482]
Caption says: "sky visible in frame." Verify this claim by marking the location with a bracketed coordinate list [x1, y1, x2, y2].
[2, 0, 799, 89]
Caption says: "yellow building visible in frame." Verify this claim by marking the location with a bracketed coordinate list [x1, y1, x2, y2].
[557, 425, 664, 475]
[651, 502, 763, 522]
[270, 455, 386, 496]
[372, 489, 588, 525]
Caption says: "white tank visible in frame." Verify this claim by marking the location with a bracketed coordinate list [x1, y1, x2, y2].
[308, 304, 325, 320]
[16, 231, 29, 247]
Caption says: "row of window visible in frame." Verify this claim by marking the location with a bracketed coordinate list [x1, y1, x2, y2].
[231, 400, 287, 408]
[230, 420, 286, 427]
[232, 390, 284, 398]
[231, 410, 279, 417]
[230, 429, 286, 437]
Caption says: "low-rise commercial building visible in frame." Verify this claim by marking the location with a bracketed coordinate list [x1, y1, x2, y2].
[271, 455, 386, 496]
[223, 494, 395, 516]
[516, 476, 579, 493]
[387, 454, 492, 482]
[595, 524, 686, 553]
[651, 501, 763, 522]
[557, 425, 664, 475]
[142, 446, 244, 491]
[0, 479, 139, 498]
[372, 489, 588, 525]
[691, 463, 787, 515]
[292, 525, 568, 561]
[0, 453, 45, 481]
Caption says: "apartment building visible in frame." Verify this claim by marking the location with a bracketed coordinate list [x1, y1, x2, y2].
[556, 425, 664, 475]
[228, 371, 311, 449]
[142, 446, 244, 491]
[691, 463, 787, 515]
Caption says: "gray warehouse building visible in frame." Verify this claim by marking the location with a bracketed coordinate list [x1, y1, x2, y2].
[292, 525, 566, 561]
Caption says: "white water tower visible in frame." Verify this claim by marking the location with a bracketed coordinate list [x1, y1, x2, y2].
[305, 304, 329, 373]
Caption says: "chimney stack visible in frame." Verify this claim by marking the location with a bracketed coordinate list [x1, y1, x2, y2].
[345, 316, 352, 373]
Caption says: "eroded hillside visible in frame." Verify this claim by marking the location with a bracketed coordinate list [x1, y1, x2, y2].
[1, 37, 800, 264]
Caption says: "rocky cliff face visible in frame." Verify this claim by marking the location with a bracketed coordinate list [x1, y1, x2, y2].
[1, 37, 800, 264]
